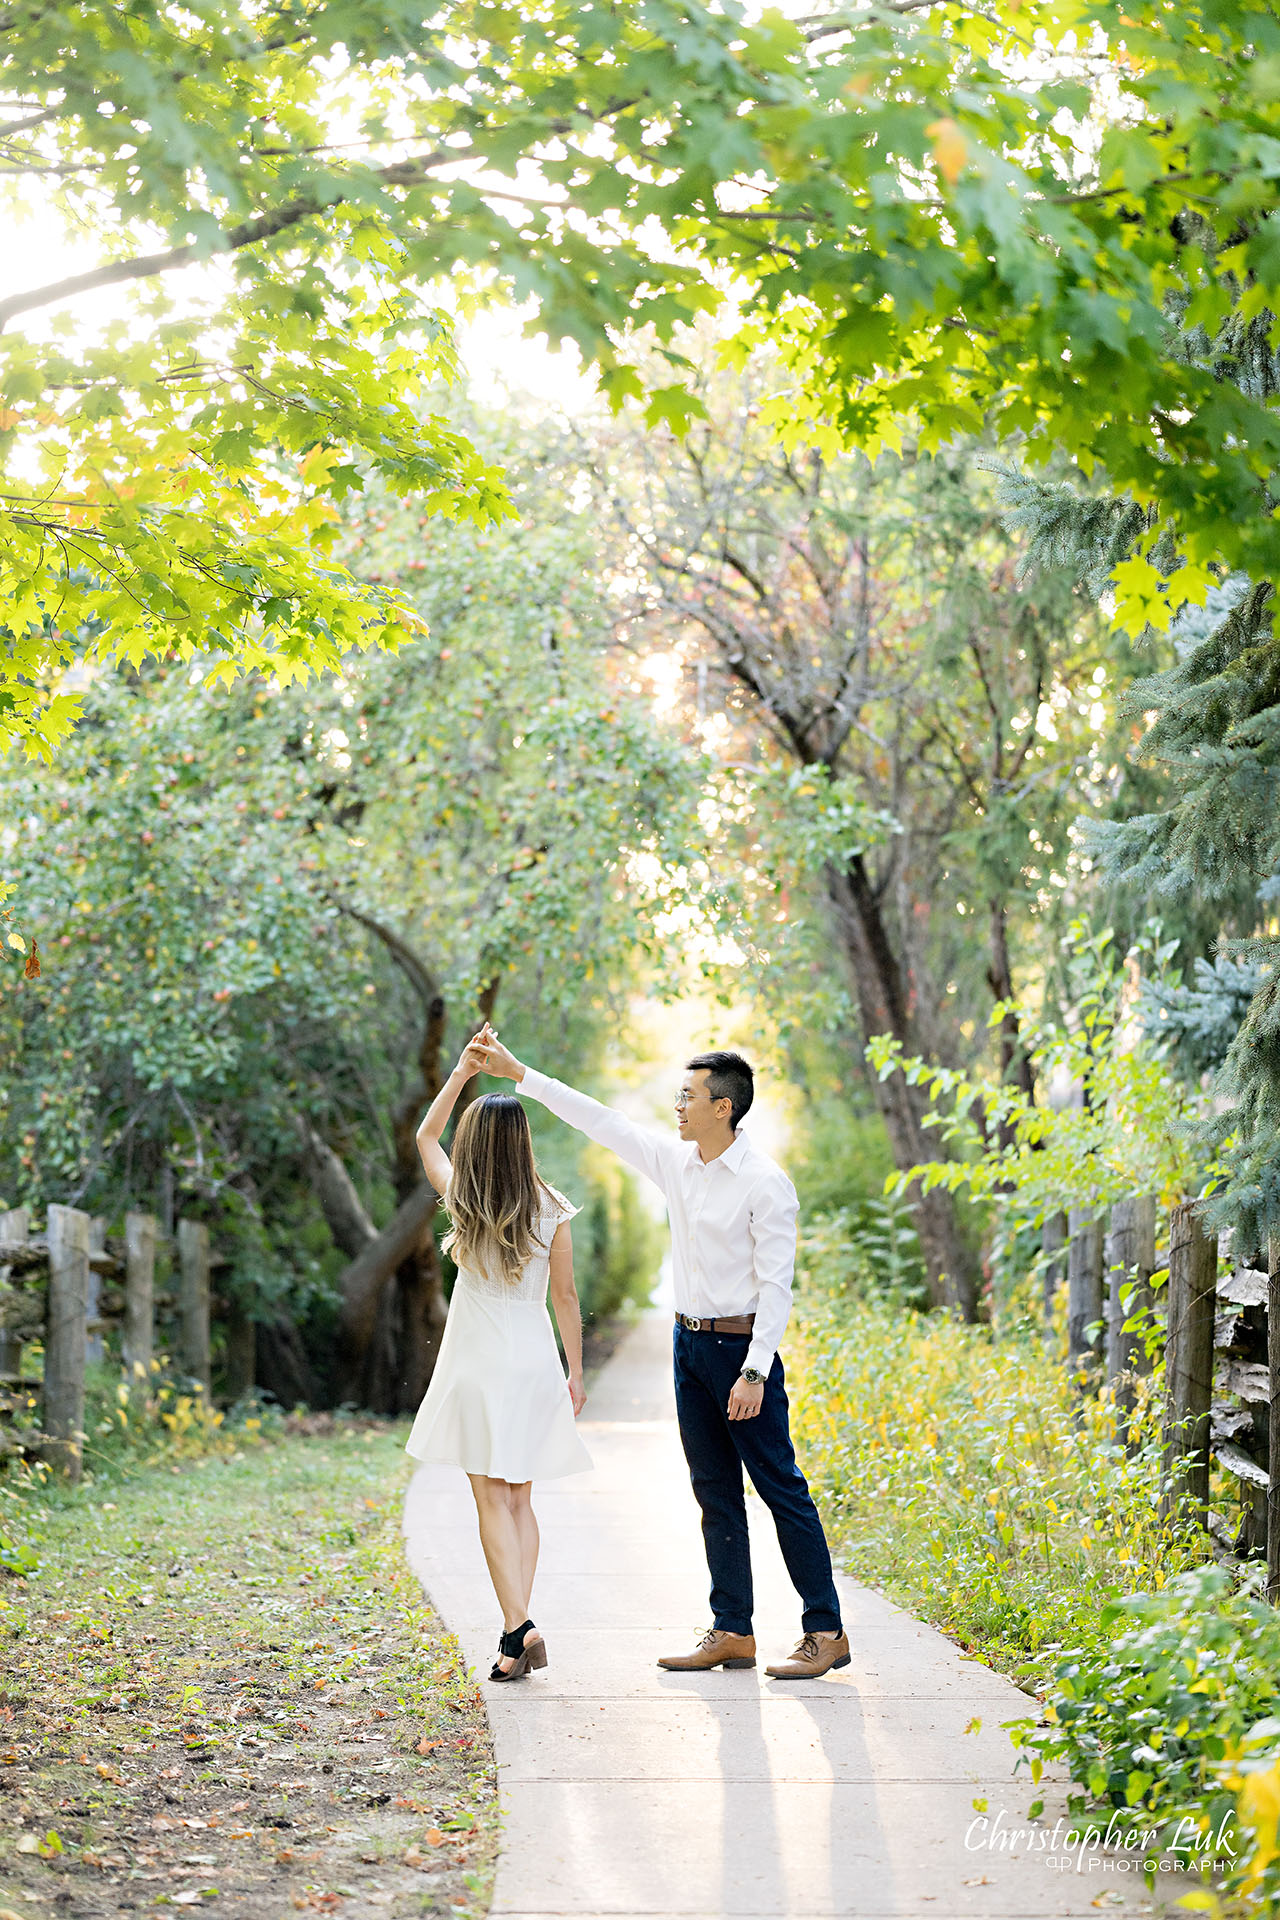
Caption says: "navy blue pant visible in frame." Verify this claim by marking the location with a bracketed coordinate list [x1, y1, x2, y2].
[672, 1322, 842, 1637]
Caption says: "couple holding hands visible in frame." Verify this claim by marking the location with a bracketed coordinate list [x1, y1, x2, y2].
[405, 1024, 849, 1684]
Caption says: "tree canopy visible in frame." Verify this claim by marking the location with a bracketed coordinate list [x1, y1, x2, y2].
[7, 2, 1279, 756]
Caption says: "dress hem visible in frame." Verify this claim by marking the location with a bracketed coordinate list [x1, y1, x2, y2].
[403, 1445, 594, 1480]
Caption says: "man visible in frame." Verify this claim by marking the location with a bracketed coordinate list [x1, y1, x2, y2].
[474, 1024, 849, 1680]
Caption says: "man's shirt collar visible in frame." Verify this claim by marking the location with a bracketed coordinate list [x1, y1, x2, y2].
[695, 1127, 749, 1174]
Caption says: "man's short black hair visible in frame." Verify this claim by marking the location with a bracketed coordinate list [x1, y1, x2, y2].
[686, 1050, 754, 1129]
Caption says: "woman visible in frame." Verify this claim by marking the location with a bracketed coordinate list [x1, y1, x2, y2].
[406, 1028, 591, 1681]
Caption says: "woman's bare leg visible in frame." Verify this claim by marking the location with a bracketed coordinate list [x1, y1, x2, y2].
[467, 1474, 541, 1672]
[509, 1480, 539, 1613]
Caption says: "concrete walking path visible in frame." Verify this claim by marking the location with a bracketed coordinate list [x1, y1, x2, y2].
[402, 1311, 1174, 1918]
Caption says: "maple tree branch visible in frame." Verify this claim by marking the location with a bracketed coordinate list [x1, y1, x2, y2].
[0, 104, 60, 138]
[0, 145, 452, 330]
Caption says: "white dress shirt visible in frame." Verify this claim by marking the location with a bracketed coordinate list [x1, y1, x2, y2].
[520, 1067, 799, 1378]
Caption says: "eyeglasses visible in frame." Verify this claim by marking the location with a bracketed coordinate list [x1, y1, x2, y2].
[674, 1088, 696, 1109]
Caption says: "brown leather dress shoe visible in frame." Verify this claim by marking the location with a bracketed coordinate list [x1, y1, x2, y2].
[657, 1628, 756, 1671]
[765, 1630, 851, 1679]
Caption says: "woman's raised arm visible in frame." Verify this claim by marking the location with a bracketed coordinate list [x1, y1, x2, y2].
[415, 1034, 489, 1195]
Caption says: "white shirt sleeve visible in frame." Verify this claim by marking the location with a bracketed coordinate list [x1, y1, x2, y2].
[744, 1170, 799, 1377]
[520, 1066, 676, 1196]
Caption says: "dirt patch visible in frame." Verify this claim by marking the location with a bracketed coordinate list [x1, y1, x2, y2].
[0, 1425, 497, 1919]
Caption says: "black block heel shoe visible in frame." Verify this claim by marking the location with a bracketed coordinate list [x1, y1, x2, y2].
[489, 1619, 548, 1682]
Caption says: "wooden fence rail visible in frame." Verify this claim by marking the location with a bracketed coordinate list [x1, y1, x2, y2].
[1044, 1188, 1280, 1583]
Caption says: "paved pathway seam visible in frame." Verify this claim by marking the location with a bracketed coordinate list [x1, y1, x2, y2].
[402, 1311, 1176, 1918]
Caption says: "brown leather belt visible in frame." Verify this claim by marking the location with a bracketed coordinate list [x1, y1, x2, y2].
[675, 1311, 756, 1335]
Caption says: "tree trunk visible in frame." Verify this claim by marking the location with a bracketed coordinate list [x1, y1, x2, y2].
[298, 1121, 377, 1259]
[334, 1180, 440, 1354]
[256, 1312, 318, 1409]
[825, 857, 979, 1317]
[987, 899, 1036, 1114]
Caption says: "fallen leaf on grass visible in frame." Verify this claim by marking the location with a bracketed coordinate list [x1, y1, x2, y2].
[424, 1828, 445, 1847]
[413, 1736, 438, 1755]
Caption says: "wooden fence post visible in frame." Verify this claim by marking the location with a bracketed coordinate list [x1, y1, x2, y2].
[85, 1218, 106, 1365]
[223, 1299, 255, 1402]
[45, 1204, 90, 1479]
[0, 1206, 29, 1381]
[177, 1218, 211, 1394]
[1163, 1202, 1217, 1528]
[1067, 1208, 1104, 1385]
[1106, 1195, 1157, 1432]
[123, 1212, 156, 1384]
[1042, 1210, 1067, 1351]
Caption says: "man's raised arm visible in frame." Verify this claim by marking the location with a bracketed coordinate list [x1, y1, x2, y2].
[478, 1029, 675, 1194]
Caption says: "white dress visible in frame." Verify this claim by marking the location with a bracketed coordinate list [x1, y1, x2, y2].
[404, 1184, 593, 1481]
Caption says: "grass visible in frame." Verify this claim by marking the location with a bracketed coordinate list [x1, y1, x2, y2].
[0, 1412, 498, 1920]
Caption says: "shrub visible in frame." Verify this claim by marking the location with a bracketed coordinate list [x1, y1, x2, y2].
[578, 1144, 662, 1324]
[789, 1216, 1206, 1681]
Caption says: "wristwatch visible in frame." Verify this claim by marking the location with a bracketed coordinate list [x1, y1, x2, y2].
[740, 1366, 765, 1385]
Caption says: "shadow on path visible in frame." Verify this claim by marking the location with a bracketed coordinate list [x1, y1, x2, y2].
[403, 1309, 1179, 1918]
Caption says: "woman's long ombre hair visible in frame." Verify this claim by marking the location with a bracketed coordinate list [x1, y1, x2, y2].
[443, 1094, 555, 1285]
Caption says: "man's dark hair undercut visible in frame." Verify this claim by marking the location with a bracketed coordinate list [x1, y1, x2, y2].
[687, 1050, 754, 1129]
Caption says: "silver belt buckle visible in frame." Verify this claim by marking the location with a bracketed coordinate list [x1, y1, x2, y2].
[685, 1314, 702, 1331]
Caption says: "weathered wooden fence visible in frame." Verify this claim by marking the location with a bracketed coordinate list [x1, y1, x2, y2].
[0, 1206, 232, 1481]
[1046, 1193, 1280, 1590]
